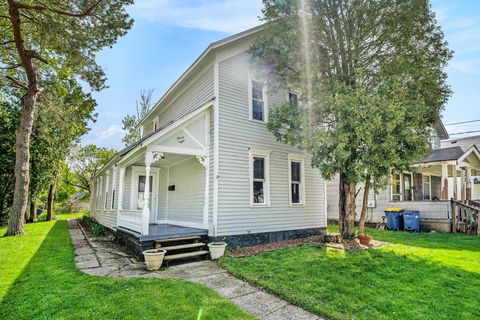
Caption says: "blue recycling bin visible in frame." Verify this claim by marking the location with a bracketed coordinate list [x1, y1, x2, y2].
[385, 208, 404, 231]
[403, 211, 420, 232]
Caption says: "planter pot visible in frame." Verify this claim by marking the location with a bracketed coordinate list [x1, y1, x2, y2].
[143, 249, 166, 271]
[208, 242, 227, 260]
[358, 234, 372, 246]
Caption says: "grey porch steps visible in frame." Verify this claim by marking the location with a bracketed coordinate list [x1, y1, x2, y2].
[158, 242, 205, 251]
[154, 235, 209, 265]
[163, 250, 209, 261]
[155, 235, 202, 244]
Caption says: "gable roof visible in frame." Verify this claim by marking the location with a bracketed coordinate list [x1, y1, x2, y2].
[416, 146, 465, 164]
[138, 24, 265, 127]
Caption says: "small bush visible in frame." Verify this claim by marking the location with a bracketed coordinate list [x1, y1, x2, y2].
[82, 214, 107, 238]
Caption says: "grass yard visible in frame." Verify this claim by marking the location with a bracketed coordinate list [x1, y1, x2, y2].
[0, 214, 252, 320]
[220, 227, 480, 320]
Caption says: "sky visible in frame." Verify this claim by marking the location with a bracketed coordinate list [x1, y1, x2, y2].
[81, 0, 480, 150]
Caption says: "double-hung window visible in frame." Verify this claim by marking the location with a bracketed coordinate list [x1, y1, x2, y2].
[250, 76, 266, 122]
[250, 149, 271, 206]
[111, 167, 117, 210]
[104, 172, 109, 209]
[423, 175, 431, 200]
[391, 174, 401, 201]
[289, 154, 305, 205]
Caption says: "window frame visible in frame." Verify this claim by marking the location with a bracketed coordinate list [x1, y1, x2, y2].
[391, 173, 402, 201]
[104, 171, 110, 210]
[423, 175, 432, 201]
[248, 73, 268, 123]
[249, 148, 271, 207]
[288, 154, 306, 206]
[111, 167, 117, 210]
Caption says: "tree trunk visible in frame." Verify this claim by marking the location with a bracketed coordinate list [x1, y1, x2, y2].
[47, 171, 58, 221]
[29, 198, 36, 223]
[5, 89, 40, 236]
[338, 173, 356, 239]
[5, 0, 41, 236]
[358, 177, 371, 235]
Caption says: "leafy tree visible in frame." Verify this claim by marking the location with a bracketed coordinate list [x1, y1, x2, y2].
[254, 0, 452, 238]
[1, 0, 133, 235]
[67, 145, 116, 195]
[122, 89, 154, 146]
[0, 98, 18, 225]
[28, 76, 97, 222]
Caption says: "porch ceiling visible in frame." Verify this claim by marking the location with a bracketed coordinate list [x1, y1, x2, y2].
[131, 153, 193, 168]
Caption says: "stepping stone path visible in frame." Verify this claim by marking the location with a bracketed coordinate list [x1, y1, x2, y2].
[68, 219, 324, 320]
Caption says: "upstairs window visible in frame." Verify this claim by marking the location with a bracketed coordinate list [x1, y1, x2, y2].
[250, 78, 266, 122]
[288, 92, 298, 106]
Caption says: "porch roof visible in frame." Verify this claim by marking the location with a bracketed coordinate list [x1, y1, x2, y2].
[415, 146, 465, 164]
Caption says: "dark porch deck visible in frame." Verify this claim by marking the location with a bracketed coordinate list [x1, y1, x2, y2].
[117, 223, 208, 242]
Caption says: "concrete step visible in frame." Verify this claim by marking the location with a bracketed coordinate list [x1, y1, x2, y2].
[155, 236, 202, 244]
[163, 250, 209, 261]
[157, 242, 206, 251]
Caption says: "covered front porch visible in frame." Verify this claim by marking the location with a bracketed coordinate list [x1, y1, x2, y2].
[111, 103, 212, 239]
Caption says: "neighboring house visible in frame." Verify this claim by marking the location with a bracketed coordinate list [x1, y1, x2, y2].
[327, 126, 480, 232]
[91, 25, 327, 255]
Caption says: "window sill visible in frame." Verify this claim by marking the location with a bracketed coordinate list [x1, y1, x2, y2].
[289, 203, 305, 207]
[249, 118, 267, 125]
[250, 203, 270, 208]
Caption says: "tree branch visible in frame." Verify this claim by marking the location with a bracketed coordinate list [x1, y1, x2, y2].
[14, 0, 103, 18]
[5, 75, 28, 90]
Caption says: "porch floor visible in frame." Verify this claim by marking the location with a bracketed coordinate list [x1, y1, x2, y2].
[117, 224, 208, 241]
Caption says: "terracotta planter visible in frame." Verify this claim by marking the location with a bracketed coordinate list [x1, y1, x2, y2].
[358, 234, 372, 246]
[143, 249, 166, 271]
[208, 242, 227, 260]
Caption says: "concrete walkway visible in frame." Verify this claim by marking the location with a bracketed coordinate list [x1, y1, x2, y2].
[68, 219, 323, 320]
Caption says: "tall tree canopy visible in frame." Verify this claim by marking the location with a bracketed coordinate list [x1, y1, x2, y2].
[253, 0, 452, 238]
[122, 89, 154, 146]
[67, 145, 116, 196]
[1, 0, 133, 235]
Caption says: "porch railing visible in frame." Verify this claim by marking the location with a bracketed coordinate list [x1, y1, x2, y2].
[450, 199, 479, 235]
[118, 210, 143, 233]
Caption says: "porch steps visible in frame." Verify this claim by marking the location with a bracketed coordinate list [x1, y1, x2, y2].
[158, 242, 205, 251]
[154, 235, 209, 266]
[163, 250, 209, 261]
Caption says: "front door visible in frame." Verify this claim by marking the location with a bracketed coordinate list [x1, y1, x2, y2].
[133, 171, 158, 223]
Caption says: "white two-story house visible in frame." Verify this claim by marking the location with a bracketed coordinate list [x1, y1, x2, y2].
[91, 25, 327, 256]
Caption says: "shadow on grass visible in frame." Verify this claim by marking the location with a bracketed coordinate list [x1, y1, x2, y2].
[221, 244, 480, 320]
[0, 220, 252, 320]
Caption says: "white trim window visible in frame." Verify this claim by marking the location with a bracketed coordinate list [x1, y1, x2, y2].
[249, 149, 271, 206]
[423, 175, 432, 200]
[391, 174, 402, 201]
[288, 154, 305, 205]
[104, 171, 109, 209]
[111, 167, 117, 210]
[249, 74, 267, 122]
[288, 92, 299, 106]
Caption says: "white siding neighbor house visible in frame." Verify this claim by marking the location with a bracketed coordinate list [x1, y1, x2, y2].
[91, 25, 327, 256]
[327, 126, 480, 232]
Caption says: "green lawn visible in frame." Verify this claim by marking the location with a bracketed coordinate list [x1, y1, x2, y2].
[0, 214, 252, 320]
[220, 227, 480, 320]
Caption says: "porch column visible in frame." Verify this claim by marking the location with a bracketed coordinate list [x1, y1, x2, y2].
[466, 167, 472, 201]
[441, 163, 449, 200]
[452, 165, 458, 233]
[461, 170, 466, 203]
[142, 163, 151, 235]
[196, 156, 209, 230]
[116, 166, 126, 227]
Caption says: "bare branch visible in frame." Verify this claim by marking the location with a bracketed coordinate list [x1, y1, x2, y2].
[14, 0, 103, 18]
[5, 75, 28, 90]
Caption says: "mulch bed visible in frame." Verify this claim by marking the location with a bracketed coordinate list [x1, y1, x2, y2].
[226, 233, 388, 258]
[78, 218, 115, 242]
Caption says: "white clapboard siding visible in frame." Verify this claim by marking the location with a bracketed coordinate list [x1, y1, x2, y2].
[216, 51, 326, 236]
[166, 157, 205, 224]
[143, 66, 214, 137]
